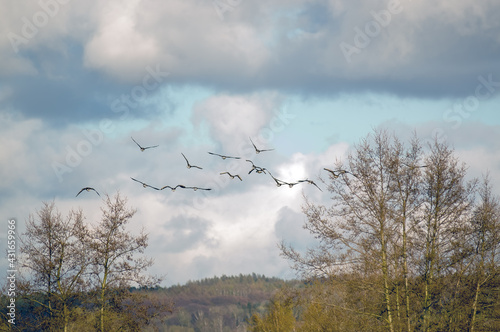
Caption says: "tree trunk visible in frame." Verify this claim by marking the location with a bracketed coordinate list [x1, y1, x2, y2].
[381, 231, 395, 332]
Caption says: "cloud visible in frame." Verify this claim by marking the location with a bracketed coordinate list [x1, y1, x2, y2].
[192, 92, 285, 152]
[156, 215, 214, 253]
[2, 0, 500, 288]
[2, 0, 500, 129]
[274, 206, 316, 252]
[83, 0, 160, 81]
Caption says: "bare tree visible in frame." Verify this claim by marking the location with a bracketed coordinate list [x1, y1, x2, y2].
[281, 129, 406, 332]
[469, 174, 500, 331]
[88, 193, 161, 331]
[388, 134, 425, 332]
[20, 201, 89, 332]
[417, 139, 477, 331]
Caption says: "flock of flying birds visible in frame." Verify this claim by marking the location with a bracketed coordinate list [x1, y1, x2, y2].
[75, 136, 363, 198]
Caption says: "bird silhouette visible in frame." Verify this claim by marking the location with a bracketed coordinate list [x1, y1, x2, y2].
[76, 187, 100, 197]
[323, 168, 358, 179]
[246, 160, 267, 174]
[160, 184, 187, 191]
[181, 153, 203, 169]
[208, 152, 241, 160]
[184, 186, 212, 191]
[131, 136, 159, 152]
[220, 172, 242, 181]
[298, 179, 323, 191]
[267, 171, 298, 188]
[130, 177, 160, 190]
[249, 137, 274, 154]
[268, 171, 285, 187]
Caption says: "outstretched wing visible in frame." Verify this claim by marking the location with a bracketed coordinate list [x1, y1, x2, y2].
[181, 153, 190, 166]
[249, 137, 258, 151]
[131, 177, 146, 186]
[186, 186, 211, 191]
[131, 136, 142, 149]
[91, 188, 101, 196]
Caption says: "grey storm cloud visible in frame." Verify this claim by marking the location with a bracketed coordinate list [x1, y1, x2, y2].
[1, 0, 499, 127]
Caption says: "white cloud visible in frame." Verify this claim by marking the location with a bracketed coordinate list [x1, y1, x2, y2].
[192, 92, 285, 153]
[83, 0, 159, 80]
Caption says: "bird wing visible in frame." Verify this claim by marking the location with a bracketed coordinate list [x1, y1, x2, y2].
[143, 145, 159, 150]
[236, 175, 242, 181]
[181, 153, 190, 165]
[132, 177, 157, 188]
[131, 137, 143, 148]
[268, 172, 284, 185]
[91, 188, 101, 196]
[208, 152, 221, 157]
[308, 181, 322, 192]
[131, 177, 146, 185]
[323, 168, 339, 178]
[76, 188, 85, 197]
[249, 137, 258, 151]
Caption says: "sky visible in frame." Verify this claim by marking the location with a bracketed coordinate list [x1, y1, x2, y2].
[1, 0, 500, 287]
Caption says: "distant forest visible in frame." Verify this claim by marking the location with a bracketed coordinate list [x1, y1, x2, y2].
[2, 130, 499, 331]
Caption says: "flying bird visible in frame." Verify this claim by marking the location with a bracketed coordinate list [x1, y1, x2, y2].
[131, 136, 159, 152]
[246, 160, 267, 174]
[249, 137, 274, 154]
[76, 187, 100, 197]
[181, 153, 203, 169]
[220, 172, 242, 181]
[208, 152, 241, 160]
[161, 184, 187, 191]
[268, 171, 285, 187]
[184, 186, 212, 191]
[298, 179, 323, 191]
[130, 177, 160, 190]
[323, 168, 358, 179]
[267, 171, 298, 188]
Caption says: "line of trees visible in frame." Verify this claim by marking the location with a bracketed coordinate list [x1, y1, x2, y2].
[1, 193, 172, 331]
[252, 130, 499, 332]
